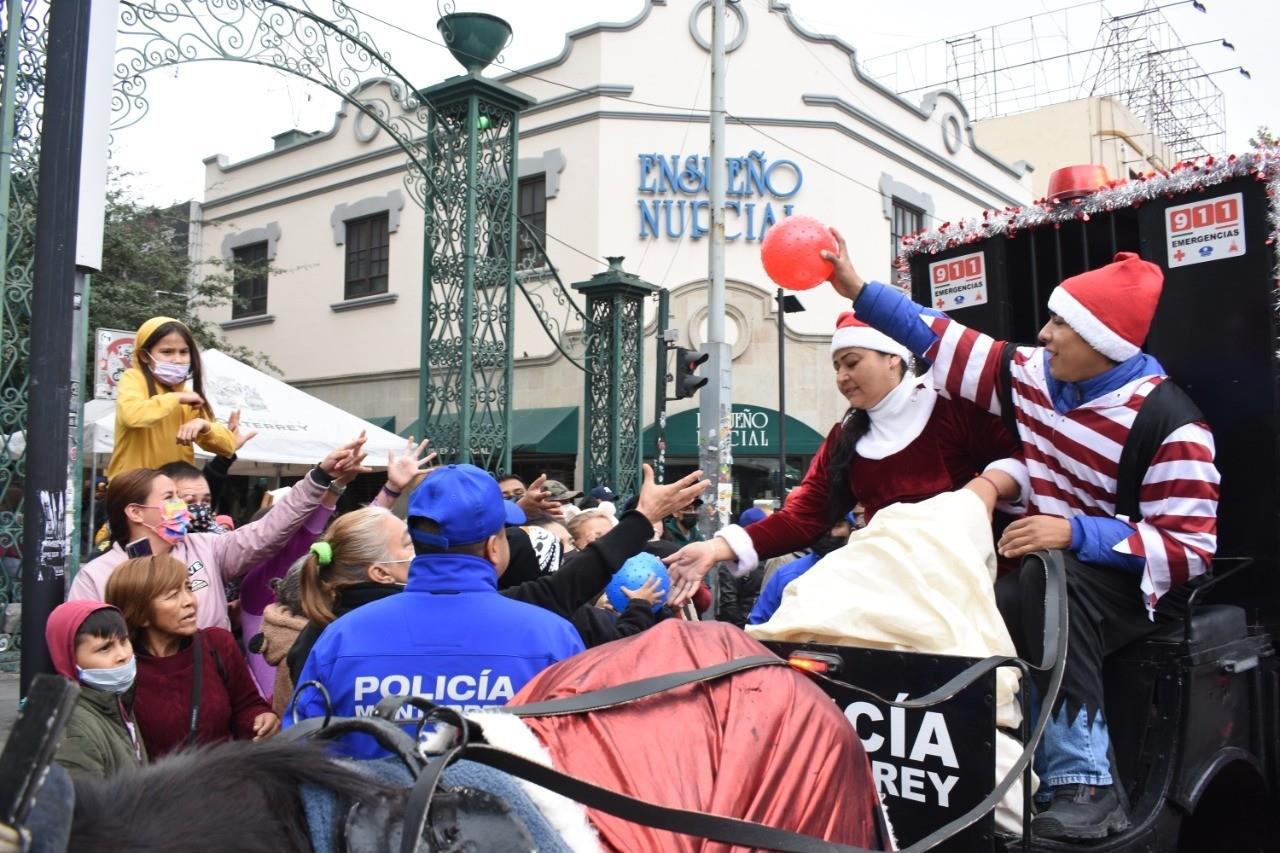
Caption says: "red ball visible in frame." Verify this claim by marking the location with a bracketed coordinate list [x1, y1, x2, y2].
[760, 215, 836, 290]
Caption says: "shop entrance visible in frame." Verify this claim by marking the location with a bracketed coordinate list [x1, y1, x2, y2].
[643, 403, 824, 517]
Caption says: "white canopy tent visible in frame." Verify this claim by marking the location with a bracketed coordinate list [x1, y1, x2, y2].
[83, 349, 407, 475]
[73, 350, 410, 542]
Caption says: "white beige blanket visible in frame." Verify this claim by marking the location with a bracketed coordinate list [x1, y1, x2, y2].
[746, 489, 1034, 832]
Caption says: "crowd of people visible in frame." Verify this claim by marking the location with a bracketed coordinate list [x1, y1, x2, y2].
[44, 314, 722, 777]
[41, 225, 1221, 845]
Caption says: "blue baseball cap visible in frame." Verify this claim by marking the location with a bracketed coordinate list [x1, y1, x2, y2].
[408, 464, 525, 548]
[589, 485, 617, 502]
[738, 506, 768, 527]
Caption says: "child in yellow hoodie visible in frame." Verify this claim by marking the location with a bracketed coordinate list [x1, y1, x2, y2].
[105, 317, 238, 479]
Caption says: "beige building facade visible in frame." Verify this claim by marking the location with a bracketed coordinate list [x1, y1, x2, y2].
[195, 0, 1032, 500]
[975, 97, 1177, 199]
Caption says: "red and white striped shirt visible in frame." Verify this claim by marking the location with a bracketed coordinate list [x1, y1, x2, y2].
[924, 314, 1220, 610]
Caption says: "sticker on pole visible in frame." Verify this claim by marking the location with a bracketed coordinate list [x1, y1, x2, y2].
[928, 252, 987, 312]
[1165, 192, 1245, 268]
[94, 328, 135, 400]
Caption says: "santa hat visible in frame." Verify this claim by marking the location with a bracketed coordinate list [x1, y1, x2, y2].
[1046, 252, 1163, 362]
[830, 311, 911, 360]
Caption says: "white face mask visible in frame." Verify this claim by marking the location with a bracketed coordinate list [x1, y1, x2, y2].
[152, 360, 192, 386]
[77, 656, 137, 694]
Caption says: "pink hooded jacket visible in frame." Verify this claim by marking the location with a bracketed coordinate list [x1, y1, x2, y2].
[68, 475, 327, 631]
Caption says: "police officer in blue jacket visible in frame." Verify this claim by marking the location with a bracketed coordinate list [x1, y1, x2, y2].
[288, 464, 585, 757]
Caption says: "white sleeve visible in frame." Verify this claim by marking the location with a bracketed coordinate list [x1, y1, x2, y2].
[715, 524, 758, 577]
[985, 457, 1030, 516]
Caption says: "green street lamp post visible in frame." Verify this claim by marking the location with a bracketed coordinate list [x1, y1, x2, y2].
[572, 257, 657, 498]
[418, 13, 533, 472]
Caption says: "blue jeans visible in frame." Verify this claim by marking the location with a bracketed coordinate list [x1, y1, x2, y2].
[1031, 693, 1114, 798]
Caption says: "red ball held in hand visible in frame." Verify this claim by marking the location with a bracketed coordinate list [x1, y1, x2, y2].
[760, 214, 837, 291]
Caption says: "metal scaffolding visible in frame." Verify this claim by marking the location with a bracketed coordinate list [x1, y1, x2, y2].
[860, 0, 1235, 161]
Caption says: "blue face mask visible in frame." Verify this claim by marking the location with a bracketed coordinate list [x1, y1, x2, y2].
[77, 656, 137, 694]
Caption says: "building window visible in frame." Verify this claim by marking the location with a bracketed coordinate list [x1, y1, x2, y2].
[344, 212, 390, 299]
[517, 175, 547, 268]
[231, 241, 269, 318]
[890, 198, 924, 267]
[890, 199, 921, 266]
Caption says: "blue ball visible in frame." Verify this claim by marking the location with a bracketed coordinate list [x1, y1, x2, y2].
[605, 552, 670, 613]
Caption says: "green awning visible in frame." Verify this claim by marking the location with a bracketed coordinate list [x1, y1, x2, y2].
[643, 403, 826, 458]
[510, 406, 578, 454]
[400, 406, 578, 455]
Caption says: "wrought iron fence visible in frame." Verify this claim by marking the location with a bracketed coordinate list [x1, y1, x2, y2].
[514, 215, 597, 374]
[0, 0, 49, 662]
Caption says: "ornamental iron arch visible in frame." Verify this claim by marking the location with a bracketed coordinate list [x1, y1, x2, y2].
[111, 0, 524, 471]
[113, 0, 437, 208]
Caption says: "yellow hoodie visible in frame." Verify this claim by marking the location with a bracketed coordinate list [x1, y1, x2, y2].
[105, 317, 237, 479]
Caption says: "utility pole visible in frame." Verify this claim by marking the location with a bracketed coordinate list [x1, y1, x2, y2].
[698, 0, 733, 550]
[20, 0, 117, 694]
[776, 287, 787, 500]
[653, 289, 673, 484]
[21, 0, 90, 693]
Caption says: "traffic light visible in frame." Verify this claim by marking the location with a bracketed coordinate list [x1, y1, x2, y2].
[674, 347, 709, 399]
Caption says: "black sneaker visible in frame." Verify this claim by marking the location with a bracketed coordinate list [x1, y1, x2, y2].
[1032, 784, 1130, 841]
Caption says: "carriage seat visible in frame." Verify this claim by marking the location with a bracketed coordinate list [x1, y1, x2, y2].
[1143, 603, 1247, 649]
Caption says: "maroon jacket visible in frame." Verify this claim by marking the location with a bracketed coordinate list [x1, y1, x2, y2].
[748, 395, 1014, 560]
[133, 627, 271, 758]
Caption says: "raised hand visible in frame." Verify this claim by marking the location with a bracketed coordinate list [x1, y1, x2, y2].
[634, 465, 706, 524]
[175, 418, 210, 446]
[821, 226, 865, 302]
[333, 447, 373, 485]
[321, 432, 369, 478]
[516, 473, 562, 519]
[387, 437, 437, 493]
[226, 409, 258, 451]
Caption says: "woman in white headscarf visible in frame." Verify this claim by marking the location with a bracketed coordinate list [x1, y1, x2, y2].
[666, 310, 1019, 602]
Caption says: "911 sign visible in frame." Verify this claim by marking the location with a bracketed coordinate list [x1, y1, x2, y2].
[1165, 191, 1245, 268]
[928, 251, 988, 312]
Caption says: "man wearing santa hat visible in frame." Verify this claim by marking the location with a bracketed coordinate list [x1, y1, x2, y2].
[823, 238, 1220, 841]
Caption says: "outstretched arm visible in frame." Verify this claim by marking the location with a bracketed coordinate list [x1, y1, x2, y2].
[505, 467, 706, 617]
[211, 435, 370, 579]
[825, 227, 1018, 417]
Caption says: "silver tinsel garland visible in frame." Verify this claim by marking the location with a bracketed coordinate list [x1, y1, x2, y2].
[895, 145, 1280, 285]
